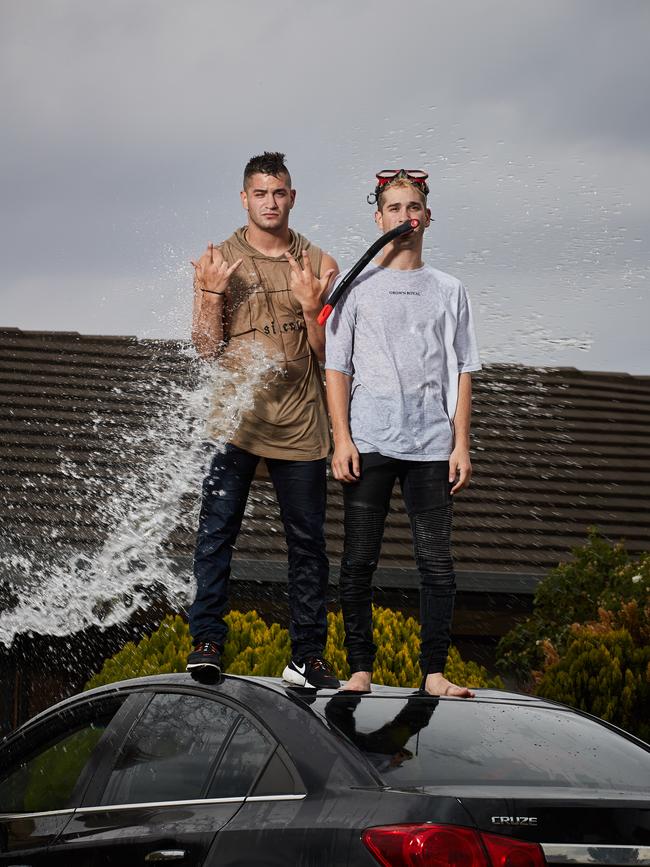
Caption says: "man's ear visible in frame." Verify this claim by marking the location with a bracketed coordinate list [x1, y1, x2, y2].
[375, 208, 384, 231]
[240, 189, 249, 212]
[289, 188, 296, 209]
[425, 207, 432, 227]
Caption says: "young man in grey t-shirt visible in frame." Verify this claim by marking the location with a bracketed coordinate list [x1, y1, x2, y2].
[325, 170, 481, 697]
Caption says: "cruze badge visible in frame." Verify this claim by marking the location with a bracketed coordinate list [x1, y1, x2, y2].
[491, 816, 538, 826]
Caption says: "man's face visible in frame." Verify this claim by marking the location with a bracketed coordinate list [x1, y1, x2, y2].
[241, 172, 295, 231]
[375, 184, 431, 240]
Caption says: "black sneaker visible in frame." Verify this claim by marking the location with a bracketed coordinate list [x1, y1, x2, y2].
[282, 656, 340, 689]
[187, 640, 222, 679]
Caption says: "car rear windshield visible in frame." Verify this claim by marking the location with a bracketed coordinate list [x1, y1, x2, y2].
[317, 694, 650, 791]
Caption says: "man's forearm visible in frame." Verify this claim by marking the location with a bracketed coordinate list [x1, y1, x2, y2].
[327, 368, 361, 482]
[453, 372, 473, 448]
[192, 288, 225, 360]
[325, 369, 353, 442]
[303, 309, 326, 362]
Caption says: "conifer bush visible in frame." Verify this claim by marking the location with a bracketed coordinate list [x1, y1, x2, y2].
[86, 607, 502, 691]
[535, 622, 650, 742]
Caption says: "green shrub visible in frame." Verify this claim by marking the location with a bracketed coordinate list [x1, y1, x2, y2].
[496, 530, 643, 685]
[536, 623, 650, 742]
[86, 608, 501, 691]
[495, 530, 649, 739]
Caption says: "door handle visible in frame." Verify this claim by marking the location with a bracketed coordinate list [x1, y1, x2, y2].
[145, 851, 187, 862]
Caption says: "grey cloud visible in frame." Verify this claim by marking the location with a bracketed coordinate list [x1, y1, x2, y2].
[4, 1, 648, 155]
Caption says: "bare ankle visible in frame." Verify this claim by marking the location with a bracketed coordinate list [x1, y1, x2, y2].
[344, 671, 372, 692]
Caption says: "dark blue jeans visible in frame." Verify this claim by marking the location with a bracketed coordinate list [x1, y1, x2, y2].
[189, 443, 329, 661]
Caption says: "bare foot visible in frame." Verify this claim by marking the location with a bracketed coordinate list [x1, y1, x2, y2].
[342, 671, 372, 692]
[425, 672, 475, 699]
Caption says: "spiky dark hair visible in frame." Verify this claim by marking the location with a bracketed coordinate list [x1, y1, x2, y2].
[243, 151, 291, 188]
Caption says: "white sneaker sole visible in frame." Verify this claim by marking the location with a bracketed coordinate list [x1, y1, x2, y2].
[282, 665, 340, 690]
[282, 664, 308, 686]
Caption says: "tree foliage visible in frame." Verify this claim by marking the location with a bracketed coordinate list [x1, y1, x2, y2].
[536, 621, 650, 742]
[497, 529, 638, 683]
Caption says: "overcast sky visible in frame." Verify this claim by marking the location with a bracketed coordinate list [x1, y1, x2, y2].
[1, 0, 649, 373]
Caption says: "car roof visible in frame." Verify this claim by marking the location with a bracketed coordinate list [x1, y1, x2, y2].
[9, 673, 645, 753]
[84, 673, 556, 704]
[83, 672, 552, 702]
[15, 672, 567, 730]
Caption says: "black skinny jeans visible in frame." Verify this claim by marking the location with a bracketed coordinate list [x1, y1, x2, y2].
[339, 454, 455, 677]
[190, 443, 329, 660]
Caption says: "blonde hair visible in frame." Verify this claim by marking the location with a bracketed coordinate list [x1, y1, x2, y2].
[376, 177, 428, 212]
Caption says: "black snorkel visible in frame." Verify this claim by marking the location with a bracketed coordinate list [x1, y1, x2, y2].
[317, 218, 420, 325]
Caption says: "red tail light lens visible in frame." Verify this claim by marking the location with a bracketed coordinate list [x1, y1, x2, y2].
[482, 831, 546, 867]
[362, 824, 546, 867]
[363, 824, 487, 866]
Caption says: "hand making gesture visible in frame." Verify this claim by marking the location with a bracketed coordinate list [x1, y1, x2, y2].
[285, 250, 336, 315]
[191, 243, 243, 296]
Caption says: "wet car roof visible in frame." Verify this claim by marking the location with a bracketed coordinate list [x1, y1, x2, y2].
[27, 671, 564, 719]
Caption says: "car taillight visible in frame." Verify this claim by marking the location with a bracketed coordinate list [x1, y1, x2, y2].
[363, 824, 485, 866]
[362, 824, 546, 867]
[481, 831, 545, 867]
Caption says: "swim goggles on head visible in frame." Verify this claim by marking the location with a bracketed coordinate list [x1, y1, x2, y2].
[367, 169, 429, 204]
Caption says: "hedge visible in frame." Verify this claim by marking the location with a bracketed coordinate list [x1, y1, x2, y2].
[86, 607, 503, 691]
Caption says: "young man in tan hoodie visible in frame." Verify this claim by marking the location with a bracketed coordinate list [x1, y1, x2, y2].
[188, 152, 340, 688]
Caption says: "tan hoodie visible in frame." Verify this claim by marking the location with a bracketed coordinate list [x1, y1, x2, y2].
[208, 227, 330, 461]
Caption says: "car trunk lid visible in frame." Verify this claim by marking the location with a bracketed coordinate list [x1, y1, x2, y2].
[452, 786, 650, 851]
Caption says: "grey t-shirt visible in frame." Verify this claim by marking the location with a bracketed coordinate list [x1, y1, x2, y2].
[325, 263, 481, 460]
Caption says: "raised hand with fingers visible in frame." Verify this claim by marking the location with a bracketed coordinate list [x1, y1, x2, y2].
[285, 250, 336, 315]
[191, 243, 243, 297]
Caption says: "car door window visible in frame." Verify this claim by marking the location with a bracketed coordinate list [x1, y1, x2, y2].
[0, 696, 127, 814]
[207, 715, 275, 798]
[100, 693, 241, 806]
[251, 746, 304, 797]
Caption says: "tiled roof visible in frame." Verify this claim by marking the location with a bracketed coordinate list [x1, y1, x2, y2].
[2, 328, 649, 585]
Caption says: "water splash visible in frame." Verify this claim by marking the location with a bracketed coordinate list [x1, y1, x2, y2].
[0, 343, 280, 648]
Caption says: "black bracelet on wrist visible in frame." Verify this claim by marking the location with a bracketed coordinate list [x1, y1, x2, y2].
[201, 288, 226, 296]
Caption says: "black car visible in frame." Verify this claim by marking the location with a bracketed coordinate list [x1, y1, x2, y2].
[1, 674, 649, 866]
